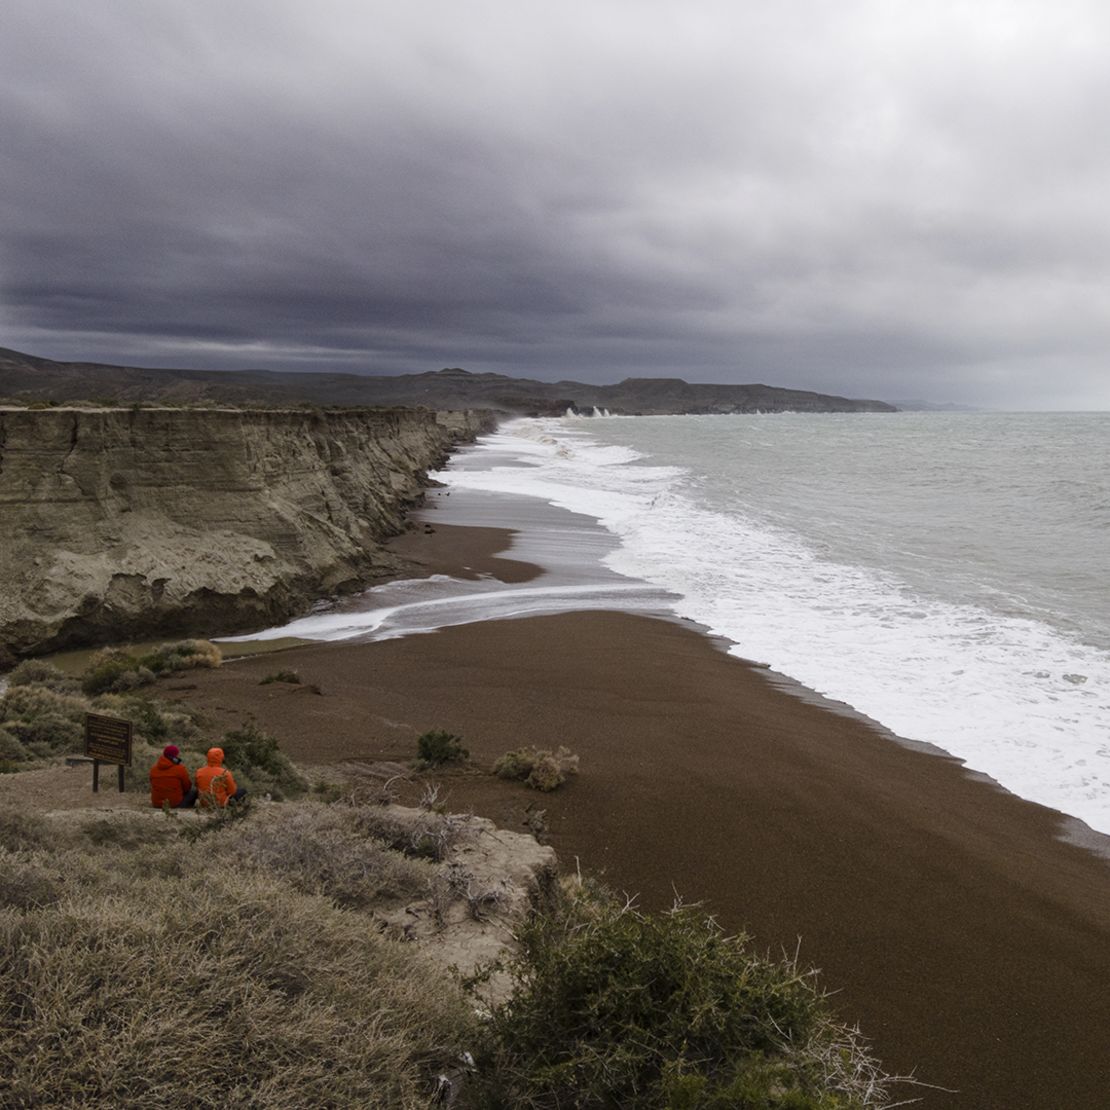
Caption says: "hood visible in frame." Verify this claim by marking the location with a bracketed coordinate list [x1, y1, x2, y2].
[155, 755, 176, 770]
[205, 747, 225, 766]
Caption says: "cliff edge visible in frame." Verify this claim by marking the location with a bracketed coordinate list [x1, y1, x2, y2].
[0, 406, 493, 657]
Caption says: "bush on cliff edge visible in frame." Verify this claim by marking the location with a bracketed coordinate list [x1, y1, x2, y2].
[468, 879, 893, 1109]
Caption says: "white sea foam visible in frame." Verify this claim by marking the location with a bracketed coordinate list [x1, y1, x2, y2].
[437, 418, 1110, 837]
[220, 578, 663, 643]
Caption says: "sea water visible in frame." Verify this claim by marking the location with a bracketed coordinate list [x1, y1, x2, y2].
[435, 413, 1110, 838]
[235, 412, 1110, 837]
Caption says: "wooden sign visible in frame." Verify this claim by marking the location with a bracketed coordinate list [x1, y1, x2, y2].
[85, 713, 132, 793]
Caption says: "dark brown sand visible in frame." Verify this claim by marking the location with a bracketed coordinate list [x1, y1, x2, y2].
[386, 521, 541, 583]
[166, 527, 1110, 1109]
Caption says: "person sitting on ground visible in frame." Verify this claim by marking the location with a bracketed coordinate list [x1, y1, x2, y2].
[149, 744, 197, 809]
[194, 746, 247, 808]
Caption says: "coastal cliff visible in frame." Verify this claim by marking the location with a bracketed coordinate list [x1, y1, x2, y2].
[0, 406, 493, 656]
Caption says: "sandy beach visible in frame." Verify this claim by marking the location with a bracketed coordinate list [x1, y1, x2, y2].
[163, 522, 1110, 1109]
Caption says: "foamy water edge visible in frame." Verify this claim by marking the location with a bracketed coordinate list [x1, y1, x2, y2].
[437, 418, 1110, 838]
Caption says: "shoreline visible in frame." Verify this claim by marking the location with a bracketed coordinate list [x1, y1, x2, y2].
[162, 516, 1110, 1110]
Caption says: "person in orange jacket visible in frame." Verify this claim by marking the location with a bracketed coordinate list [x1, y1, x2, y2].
[149, 745, 196, 809]
[194, 747, 247, 807]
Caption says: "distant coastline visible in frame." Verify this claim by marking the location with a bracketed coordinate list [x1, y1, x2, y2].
[0, 344, 896, 415]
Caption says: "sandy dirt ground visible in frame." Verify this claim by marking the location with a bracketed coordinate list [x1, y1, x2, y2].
[147, 519, 1110, 1110]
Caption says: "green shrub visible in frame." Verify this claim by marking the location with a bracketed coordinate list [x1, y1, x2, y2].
[416, 729, 468, 766]
[0, 726, 29, 763]
[136, 639, 222, 675]
[7, 660, 80, 695]
[220, 722, 308, 800]
[0, 685, 87, 754]
[80, 649, 155, 696]
[470, 882, 892, 1109]
[91, 694, 201, 747]
[311, 779, 344, 803]
[493, 745, 579, 792]
[260, 669, 301, 685]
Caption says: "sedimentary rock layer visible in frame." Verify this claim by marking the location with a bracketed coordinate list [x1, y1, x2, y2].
[0, 406, 493, 655]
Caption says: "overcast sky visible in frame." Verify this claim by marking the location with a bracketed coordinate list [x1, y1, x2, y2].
[2, 1, 1109, 408]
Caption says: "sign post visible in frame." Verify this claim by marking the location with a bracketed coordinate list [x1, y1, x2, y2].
[84, 713, 132, 793]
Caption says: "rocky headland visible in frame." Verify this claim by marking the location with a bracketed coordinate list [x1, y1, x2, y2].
[0, 405, 493, 657]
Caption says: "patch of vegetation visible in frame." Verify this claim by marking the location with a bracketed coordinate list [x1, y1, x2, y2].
[82, 815, 177, 850]
[310, 779, 344, 804]
[493, 745, 579, 792]
[0, 812, 477, 1108]
[260, 669, 301, 685]
[0, 653, 211, 769]
[351, 806, 468, 863]
[80, 648, 157, 696]
[0, 726, 30, 765]
[138, 639, 222, 675]
[416, 729, 468, 767]
[176, 795, 255, 841]
[80, 639, 222, 696]
[220, 721, 308, 800]
[6, 660, 80, 695]
[0, 805, 50, 851]
[0, 852, 64, 910]
[468, 879, 895, 1109]
[0, 684, 87, 759]
[230, 807, 435, 909]
[92, 693, 202, 747]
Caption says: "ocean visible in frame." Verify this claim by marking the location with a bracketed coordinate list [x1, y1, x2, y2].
[237, 412, 1110, 838]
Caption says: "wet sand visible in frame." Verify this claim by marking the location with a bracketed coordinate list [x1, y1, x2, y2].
[386, 521, 541, 584]
[165, 525, 1110, 1109]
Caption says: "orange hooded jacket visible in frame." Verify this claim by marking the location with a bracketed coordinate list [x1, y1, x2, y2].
[195, 747, 237, 807]
[150, 754, 191, 808]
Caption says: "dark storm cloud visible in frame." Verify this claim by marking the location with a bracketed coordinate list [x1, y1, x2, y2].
[2, 0, 1110, 407]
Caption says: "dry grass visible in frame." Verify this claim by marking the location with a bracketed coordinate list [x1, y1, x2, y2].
[351, 803, 471, 862]
[0, 802, 478, 1109]
[229, 805, 436, 909]
[492, 745, 580, 792]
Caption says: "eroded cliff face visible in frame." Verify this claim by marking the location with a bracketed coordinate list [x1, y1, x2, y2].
[0, 406, 494, 656]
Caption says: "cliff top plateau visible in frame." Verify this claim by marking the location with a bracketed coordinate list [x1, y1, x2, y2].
[0, 346, 896, 415]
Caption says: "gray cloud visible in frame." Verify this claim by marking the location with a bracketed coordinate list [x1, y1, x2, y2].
[2, 0, 1109, 408]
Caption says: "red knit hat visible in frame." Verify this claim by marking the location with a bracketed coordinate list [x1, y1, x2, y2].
[163, 744, 180, 759]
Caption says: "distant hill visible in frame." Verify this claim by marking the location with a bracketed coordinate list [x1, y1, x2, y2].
[0, 346, 896, 415]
